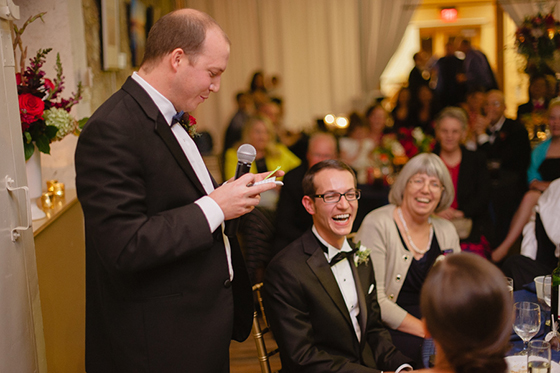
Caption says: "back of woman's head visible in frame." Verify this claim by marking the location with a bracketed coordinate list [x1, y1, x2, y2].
[421, 253, 512, 373]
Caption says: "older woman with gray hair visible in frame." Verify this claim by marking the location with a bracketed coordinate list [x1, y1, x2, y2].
[433, 107, 492, 254]
[354, 153, 460, 366]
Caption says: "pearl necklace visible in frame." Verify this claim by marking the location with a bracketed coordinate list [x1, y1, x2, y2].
[397, 207, 433, 255]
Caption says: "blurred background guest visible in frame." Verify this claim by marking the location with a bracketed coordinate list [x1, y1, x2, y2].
[408, 85, 440, 136]
[460, 87, 486, 150]
[417, 253, 512, 373]
[249, 70, 269, 106]
[434, 42, 465, 108]
[366, 103, 391, 144]
[273, 132, 338, 256]
[222, 91, 255, 176]
[354, 153, 460, 366]
[391, 87, 412, 131]
[340, 112, 375, 184]
[471, 90, 531, 256]
[224, 115, 300, 184]
[432, 107, 492, 257]
[517, 74, 550, 120]
[492, 98, 560, 263]
[458, 39, 498, 92]
[408, 52, 430, 99]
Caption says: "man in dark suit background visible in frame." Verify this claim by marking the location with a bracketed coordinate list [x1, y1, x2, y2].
[472, 90, 531, 259]
[75, 9, 280, 373]
[273, 132, 337, 256]
[264, 160, 413, 373]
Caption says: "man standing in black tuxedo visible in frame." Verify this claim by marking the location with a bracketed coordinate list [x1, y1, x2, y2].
[264, 160, 413, 373]
[473, 90, 531, 256]
[75, 9, 280, 373]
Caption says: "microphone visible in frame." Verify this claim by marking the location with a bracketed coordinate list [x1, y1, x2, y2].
[234, 144, 257, 179]
[225, 144, 256, 236]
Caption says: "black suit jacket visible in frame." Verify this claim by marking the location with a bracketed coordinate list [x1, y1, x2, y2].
[75, 77, 253, 373]
[516, 99, 549, 120]
[477, 117, 531, 197]
[264, 231, 412, 373]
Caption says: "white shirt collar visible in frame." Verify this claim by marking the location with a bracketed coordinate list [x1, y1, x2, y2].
[490, 115, 506, 133]
[131, 71, 177, 126]
[311, 226, 352, 262]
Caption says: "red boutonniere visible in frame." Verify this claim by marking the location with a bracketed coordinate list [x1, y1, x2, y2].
[178, 114, 199, 139]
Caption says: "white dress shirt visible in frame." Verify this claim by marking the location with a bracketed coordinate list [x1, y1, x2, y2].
[131, 72, 233, 280]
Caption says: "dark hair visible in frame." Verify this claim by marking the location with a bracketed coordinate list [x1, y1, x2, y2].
[302, 160, 356, 196]
[141, 10, 228, 68]
[250, 71, 266, 92]
[421, 253, 512, 373]
[365, 104, 386, 119]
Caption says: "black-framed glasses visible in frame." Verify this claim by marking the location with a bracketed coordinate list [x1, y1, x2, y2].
[313, 190, 361, 204]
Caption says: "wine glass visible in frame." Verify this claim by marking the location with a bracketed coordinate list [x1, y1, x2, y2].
[513, 302, 541, 355]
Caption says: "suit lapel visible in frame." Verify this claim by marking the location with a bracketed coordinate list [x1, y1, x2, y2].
[122, 78, 207, 196]
[303, 232, 353, 329]
[349, 253, 368, 348]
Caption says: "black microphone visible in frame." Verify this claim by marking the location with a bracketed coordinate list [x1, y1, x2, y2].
[225, 144, 256, 236]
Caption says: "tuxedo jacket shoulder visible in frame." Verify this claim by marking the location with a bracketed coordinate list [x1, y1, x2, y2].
[263, 230, 412, 373]
[76, 77, 252, 372]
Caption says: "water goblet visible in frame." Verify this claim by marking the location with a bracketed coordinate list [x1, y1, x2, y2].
[527, 340, 551, 373]
[513, 302, 541, 355]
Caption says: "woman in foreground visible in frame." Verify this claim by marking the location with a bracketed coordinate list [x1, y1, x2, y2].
[417, 252, 513, 373]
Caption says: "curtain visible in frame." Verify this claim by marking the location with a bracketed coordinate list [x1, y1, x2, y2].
[360, 0, 420, 97]
[498, 0, 560, 26]
[183, 0, 417, 149]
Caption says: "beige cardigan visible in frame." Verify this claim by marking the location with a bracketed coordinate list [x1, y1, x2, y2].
[354, 204, 461, 329]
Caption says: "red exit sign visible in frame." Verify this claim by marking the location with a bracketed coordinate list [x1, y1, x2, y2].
[441, 8, 458, 22]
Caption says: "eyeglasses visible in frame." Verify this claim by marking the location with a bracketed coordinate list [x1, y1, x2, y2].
[408, 177, 444, 192]
[313, 190, 361, 204]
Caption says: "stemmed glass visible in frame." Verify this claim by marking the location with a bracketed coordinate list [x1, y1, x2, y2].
[513, 302, 541, 355]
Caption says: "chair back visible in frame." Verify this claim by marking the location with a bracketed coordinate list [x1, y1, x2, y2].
[251, 283, 279, 373]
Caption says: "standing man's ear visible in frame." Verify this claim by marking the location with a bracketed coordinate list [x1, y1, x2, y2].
[302, 195, 316, 216]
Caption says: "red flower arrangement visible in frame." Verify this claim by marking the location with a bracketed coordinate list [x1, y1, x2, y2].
[13, 12, 86, 160]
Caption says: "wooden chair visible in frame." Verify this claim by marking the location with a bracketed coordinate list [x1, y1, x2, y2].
[251, 283, 280, 373]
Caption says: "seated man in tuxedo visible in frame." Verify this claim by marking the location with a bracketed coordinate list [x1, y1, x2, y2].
[264, 160, 413, 373]
[473, 90, 531, 250]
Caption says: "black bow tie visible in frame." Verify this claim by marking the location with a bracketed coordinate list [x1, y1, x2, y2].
[172, 110, 185, 125]
[328, 247, 358, 267]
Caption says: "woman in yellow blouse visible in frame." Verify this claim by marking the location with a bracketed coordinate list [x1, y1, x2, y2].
[224, 115, 301, 181]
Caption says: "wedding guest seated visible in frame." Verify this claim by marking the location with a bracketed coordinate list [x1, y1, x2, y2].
[223, 91, 254, 156]
[473, 90, 531, 250]
[415, 253, 513, 373]
[407, 85, 440, 136]
[502, 179, 560, 289]
[354, 153, 461, 366]
[366, 104, 391, 145]
[492, 97, 560, 263]
[273, 132, 338, 256]
[264, 160, 414, 373]
[459, 87, 485, 150]
[517, 73, 550, 121]
[340, 112, 375, 184]
[433, 107, 493, 257]
[391, 87, 412, 130]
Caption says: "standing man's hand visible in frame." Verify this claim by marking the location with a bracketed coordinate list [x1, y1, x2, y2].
[210, 170, 284, 220]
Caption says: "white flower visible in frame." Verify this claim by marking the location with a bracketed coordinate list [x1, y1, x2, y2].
[43, 107, 77, 140]
[412, 127, 425, 142]
[353, 243, 371, 267]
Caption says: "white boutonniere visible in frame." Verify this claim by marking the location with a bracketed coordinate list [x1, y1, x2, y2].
[353, 241, 371, 267]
